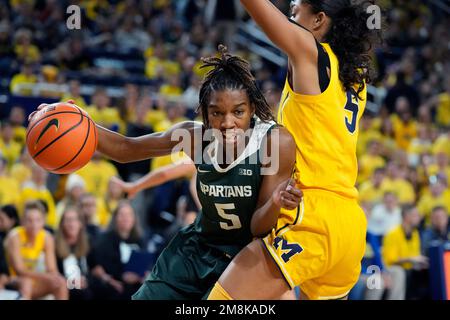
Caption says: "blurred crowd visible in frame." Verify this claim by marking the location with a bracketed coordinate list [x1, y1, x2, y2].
[0, 0, 449, 300]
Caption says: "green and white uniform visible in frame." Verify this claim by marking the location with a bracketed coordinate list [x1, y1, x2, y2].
[133, 117, 275, 300]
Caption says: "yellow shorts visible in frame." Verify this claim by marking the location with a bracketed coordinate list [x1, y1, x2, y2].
[262, 189, 367, 300]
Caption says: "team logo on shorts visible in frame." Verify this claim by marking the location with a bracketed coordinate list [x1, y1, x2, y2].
[273, 236, 303, 263]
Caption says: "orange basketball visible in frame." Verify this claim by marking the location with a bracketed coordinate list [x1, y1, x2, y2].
[26, 102, 98, 174]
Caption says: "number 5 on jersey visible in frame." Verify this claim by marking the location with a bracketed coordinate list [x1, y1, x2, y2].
[344, 91, 359, 134]
[215, 203, 242, 230]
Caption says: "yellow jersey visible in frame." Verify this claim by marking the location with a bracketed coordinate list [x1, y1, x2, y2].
[382, 225, 421, 270]
[8, 226, 46, 276]
[278, 43, 366, 199]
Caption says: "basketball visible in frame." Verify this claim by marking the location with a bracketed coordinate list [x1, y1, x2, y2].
[26, 102, 98, 174]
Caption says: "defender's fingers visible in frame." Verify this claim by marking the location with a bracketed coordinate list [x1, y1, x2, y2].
[281, 199, 299, 210]
[280, 192, 299, 204]
[287, 187, 303, 198]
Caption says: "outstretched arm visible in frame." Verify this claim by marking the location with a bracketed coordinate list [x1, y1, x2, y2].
[29, 101, 201, 164]
[111, 160, 197, 199]
[251, 127, 301, 237]
[97, 121, 199, 163]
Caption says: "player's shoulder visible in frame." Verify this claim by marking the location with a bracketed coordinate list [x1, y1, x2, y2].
[266, 125, 295, 150]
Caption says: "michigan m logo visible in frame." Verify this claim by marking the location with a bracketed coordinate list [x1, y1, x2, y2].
[273, 237, 303, 263]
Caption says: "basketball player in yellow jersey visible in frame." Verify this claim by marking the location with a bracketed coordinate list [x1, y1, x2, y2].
[208, 0, 381, 300]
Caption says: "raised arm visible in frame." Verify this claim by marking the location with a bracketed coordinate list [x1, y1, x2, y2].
[239, 0, 316, 61]
[251, 127, 301, 237]
[97, 121, 200, 163]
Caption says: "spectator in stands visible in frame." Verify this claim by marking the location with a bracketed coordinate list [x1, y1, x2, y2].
[114, 16, 151, 53]
[382, 205, 429, 300]
[383, 161, 416, 205]
[368, 192, 402, 237]
[8, 106, 26, 146]
[426, 76, 450, 128]
[204, 0, 243, 50]
[392, 97, 418, 151]
[421, 206, 450, 256]
[56, 174, 86, 220]
[13, 28, 41, 65]
[417, 176, 450, 227]
[159, 74, 183, 98]
[0, 120, 22, 169]
[0, 21, 13, 62]
[61, 80, 87, 109]
[19, 163, 57, 230]
[55, 207, 93, 300]
[359, 167, 386, 207]
[408, 125, 432, 166]
[38, 65, 64, 98]
[181, 74, 201, 111]
[426, 151, 450, 182]
[76, 151, 119, 198]
[89, 200, 144, 300]
[0, 155, 21, 206]
[78, 193, 102, 242]
[103, 178, 125, 226]
[59, 37, 91, 71]
[384, 71, 420, 115]
[10, 147, 32, 188]
[0, 205, 23, 299]
[358, 140, 386, 184]
[86, 87, 123, 133]
[163, 195, 198, 243]
[4, 201, 68, 300]
[0, 205, 20, 274]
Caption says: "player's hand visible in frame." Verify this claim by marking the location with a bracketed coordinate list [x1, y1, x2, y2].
[28, 102, 49, 122]
[28, 100, 86, 122]
[272, 179, 303, 210]
[110, 176, 139, 199]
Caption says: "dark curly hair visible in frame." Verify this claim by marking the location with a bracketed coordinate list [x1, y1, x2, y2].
[196, 45, 274, 127]
[304, 0, 382, 99]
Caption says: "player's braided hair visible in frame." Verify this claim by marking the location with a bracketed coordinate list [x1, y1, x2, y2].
[196, 45, 274, 127]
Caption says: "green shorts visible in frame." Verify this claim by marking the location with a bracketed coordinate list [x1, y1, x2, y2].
[132, 226, 233, 300]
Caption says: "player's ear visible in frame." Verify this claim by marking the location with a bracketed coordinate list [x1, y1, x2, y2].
[250, 104, 256, 118]
[312, 11, 327, 30]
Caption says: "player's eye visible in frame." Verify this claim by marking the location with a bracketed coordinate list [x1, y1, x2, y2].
[212, 111, 220, 117]
[234, 110, 244, 116]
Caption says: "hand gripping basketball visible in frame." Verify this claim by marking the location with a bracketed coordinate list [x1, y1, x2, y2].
[26, 100, 97, 174]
